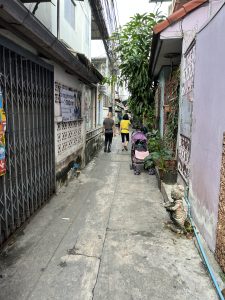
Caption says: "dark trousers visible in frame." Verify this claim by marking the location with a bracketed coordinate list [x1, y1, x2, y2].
[105, 132, 113, 149]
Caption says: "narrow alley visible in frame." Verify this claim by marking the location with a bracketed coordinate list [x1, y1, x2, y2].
[0, 137, 218, 300]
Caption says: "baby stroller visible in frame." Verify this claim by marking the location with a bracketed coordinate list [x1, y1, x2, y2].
[130, 131, 149, 175]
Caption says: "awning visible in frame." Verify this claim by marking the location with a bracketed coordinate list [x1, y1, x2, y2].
[149, 35, 182, 78]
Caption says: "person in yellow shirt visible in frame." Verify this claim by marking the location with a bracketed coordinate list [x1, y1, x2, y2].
[120, 113, 131, 151]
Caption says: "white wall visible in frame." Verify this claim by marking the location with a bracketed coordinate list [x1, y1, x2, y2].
[26, 0, 91, 59]
[25, 1, 57, 36]
[54, 64, 82, 119]
[83, 85, 98, 131]
[53, 64, 86, 166]
[60, 0, 91, 59]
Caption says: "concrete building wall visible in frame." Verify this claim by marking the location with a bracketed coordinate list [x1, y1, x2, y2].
[60, 0, 91, 59]
[92, 56, 112, 120]
[162, 4, 209, 41]
[54, 64, 85, 175]
[161, 2, 216, 185]
[189, 4, 225, 251]
[26, 2, 57, 36]
[0, 29, 38, 55]
[0, 4, 102, 192]
[83, 85, 94, 131]
[26, 0, 91, 58]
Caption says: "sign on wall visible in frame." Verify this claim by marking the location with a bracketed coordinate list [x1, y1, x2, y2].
[0, 88, 6, 176]
[60, 88, 81, 122]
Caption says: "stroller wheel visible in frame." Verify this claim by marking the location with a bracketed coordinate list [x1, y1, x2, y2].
[130, 164, 133, 170]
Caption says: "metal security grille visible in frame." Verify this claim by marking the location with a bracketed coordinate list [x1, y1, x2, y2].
[0, 39, 55, 246]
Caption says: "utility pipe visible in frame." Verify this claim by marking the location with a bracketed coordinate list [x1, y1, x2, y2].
[184, 188, 224, 300]
[57, 0, 60, 39]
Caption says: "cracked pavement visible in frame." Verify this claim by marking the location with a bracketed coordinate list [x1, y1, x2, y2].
[0, 137, 218, 300]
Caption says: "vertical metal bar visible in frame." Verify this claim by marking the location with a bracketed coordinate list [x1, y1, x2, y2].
[40, 65, 45, 202]
[48, 71, 54, 194]
[45, 69, 49, 199]
[50, 71, 55, 195]
[38, 65, 42, 205]
[1, 46, 9, 239]
[25, 59, 31, 217]
[43, 68, 48, 198]
[45, 69, 50, 198]
[30, 62, 37, 212]
[34, 63, 40, 207]
[20, 56, 29, 223]
[42, 67, 47, 201]
[45, 70, 49, 197]
[5, 49, 15, 232]
[9, 50, 20, 228]
[28, 60, 35, 214]
[47, 71, 51, 197]
[39, 65, 44, 205]
[57, 0, 60, 39]
[14, 53, 24, 226]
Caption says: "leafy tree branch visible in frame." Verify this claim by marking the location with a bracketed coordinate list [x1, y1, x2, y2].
[111, 12, 164, 118]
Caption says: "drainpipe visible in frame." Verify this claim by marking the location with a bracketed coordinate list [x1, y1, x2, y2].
[184, 187, 224, 300]
[57, 0, 60, 39]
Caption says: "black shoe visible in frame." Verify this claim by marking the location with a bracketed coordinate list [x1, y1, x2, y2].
[104, 147, 107, 152]
[107, 148, 111, 153]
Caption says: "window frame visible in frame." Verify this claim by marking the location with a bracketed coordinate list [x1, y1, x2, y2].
[64, 0, 76, 29]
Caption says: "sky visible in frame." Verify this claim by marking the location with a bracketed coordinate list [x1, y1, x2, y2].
[116, 0, 170, 26]
[91, 0, 170, 57]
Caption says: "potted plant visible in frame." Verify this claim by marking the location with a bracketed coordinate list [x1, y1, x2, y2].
[146, 130, 177, 183]
[151, 148, 172, 176]
[152, 146, 177, 182]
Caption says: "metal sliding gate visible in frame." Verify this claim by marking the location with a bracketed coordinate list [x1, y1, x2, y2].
[0, 39, 55, 246]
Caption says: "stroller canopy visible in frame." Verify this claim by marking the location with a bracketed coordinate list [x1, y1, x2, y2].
[131, 131, 147, 143]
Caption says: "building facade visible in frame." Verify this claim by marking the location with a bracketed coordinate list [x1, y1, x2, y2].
[149, 0, 225, 271]
[0, 0, 105, 246]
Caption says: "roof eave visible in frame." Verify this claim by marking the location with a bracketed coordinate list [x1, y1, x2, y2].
[0, 0, 103, 84]
[149, 0, 208, 79]
[153, 0, 208, 34]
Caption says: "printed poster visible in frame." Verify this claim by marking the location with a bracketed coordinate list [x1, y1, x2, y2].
[60, 88, 81, 122]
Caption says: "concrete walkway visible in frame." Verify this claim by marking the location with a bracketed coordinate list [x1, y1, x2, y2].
[0, 136, 218, 300]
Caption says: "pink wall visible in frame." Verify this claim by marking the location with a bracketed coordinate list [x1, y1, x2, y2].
[190, 4, 225, 251]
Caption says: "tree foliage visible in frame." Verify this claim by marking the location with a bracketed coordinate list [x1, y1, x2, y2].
[111, 12, 164, 117]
